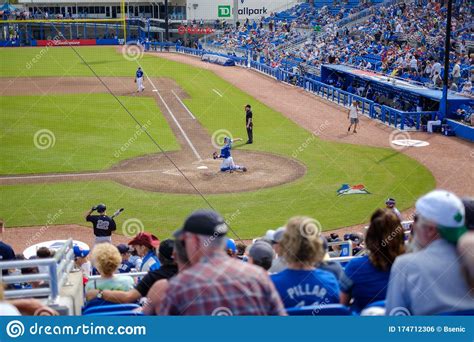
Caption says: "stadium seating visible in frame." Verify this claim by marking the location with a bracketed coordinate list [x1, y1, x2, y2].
[82, 302, 144, 316]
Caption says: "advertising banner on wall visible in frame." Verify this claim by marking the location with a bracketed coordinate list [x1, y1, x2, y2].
[186, 0, 300, 21]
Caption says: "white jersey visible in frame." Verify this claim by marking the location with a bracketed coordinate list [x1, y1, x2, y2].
[349, 105, 359, 119]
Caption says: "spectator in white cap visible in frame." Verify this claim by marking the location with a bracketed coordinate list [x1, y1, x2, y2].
[386, 190, 474, 315]
[268, 227, 287, 274]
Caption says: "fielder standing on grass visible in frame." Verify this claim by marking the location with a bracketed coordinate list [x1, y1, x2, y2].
[347, 100, 360, 133]
[135, 66, 145, 92]
[245, 104, 253, 144]
[85, 204, 116, 245]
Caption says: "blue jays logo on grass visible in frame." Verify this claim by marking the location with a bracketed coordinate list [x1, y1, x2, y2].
[337, 184, 370, 196]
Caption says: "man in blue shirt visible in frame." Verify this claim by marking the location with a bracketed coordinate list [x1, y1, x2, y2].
[0, 237, 15, 276]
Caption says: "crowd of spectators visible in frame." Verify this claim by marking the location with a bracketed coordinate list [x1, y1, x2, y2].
[2, 190, 473, 316]
[208, 0, 472, 95]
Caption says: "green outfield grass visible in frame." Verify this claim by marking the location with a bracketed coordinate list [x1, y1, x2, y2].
[0, 47, 435, 237]
[0, 94, 179, 174]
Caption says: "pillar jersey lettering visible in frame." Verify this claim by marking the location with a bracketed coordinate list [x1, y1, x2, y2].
[86, 214, 116, 237]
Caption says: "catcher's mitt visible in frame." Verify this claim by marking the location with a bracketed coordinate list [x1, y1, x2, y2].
[212, 152, 219, 160]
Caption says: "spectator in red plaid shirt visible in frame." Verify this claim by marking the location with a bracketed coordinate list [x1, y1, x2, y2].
[158, 210, 286, 316]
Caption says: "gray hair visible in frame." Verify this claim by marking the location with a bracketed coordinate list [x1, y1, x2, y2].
[196, 234, 226, 251]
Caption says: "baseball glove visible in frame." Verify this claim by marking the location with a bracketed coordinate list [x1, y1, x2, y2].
[212, 152, 219, 160]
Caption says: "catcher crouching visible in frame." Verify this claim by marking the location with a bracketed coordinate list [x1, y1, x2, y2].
[213, 137, 247, 173]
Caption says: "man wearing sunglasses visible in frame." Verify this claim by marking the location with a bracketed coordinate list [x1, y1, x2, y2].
[158, 210, 285, 315]
[385, 190, 474, 315]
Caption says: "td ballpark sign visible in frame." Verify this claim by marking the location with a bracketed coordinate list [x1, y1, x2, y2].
[187, 0, 298, 20]
[218, 5, 268, 18]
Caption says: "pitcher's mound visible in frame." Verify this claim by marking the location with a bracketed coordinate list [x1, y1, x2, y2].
[109, 150, 306, 194]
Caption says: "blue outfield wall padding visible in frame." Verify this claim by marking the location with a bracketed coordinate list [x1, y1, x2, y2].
[96, 39, 120, 45]
[446, 119, 474, 142]
[0, 40, 20, 47]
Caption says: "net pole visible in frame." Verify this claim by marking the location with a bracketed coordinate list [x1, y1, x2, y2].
[122, 0, 127, 43]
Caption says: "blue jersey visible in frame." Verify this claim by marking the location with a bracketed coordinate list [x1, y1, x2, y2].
[271, 269, 340, 308]
[339, 255, 390, 312]
[136, 69, 144, 78]
[220, 142, 232, 159]
[117, 261, 135, 274]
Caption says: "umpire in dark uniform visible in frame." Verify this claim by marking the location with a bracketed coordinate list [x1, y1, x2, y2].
[245, 104, 253, 144]
[85, 204, 116, 245]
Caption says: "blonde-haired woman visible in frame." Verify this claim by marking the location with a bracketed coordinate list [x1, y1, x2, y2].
[85, 243, 134, 296]
[270, 216, 340, 308]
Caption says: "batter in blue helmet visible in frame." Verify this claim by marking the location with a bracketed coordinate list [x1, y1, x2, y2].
[213, 137, 247, 173]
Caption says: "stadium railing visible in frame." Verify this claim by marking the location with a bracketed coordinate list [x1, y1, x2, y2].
[0, 239, 75, 302]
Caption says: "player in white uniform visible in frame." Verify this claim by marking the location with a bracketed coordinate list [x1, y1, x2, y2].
[213, 137, 247, 173]
[135, 67, 145, 92]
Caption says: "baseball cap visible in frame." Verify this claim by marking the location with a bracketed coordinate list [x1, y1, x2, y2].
[272, 227, 286, 243]
[73, 245, 89, 258]
[174, 210, 228, 237]
[158, 239, 174, 261]
[226, 238, 236, 254]
[416, 190, 466, 243]
[116, 244, 131, 254]
[264, 229, 275, 242]
[249, 241, 274, 264]
[462, 197, 474, 231]
[128, 232, 160, 249]
[386, 198, 396, 205]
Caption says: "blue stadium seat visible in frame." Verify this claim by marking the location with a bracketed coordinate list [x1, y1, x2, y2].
[286, 304, 353, 316]
[82, 304, 140, 315]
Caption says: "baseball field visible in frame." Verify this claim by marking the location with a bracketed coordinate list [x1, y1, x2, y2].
[0, 46, 436, 239]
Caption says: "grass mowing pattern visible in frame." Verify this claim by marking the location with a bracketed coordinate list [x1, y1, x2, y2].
[0, 47, 435, 237]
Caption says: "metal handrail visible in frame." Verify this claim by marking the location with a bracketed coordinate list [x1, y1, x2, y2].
[0, 239, 75, 302]
[88, 272, 148, 280]
[331, 255, 362, 263]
